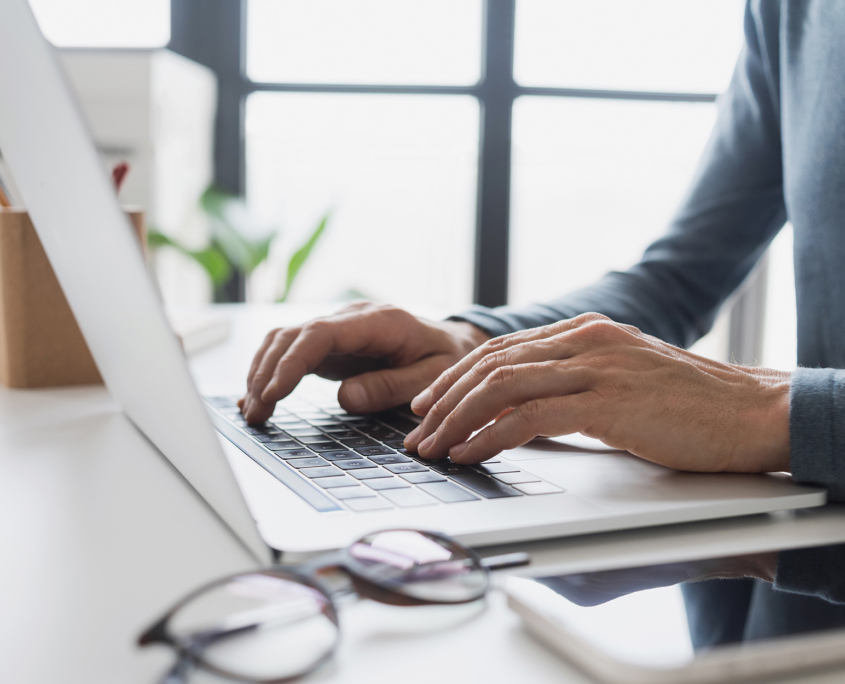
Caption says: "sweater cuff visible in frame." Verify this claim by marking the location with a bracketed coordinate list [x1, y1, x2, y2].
[790, 367, 845, 501]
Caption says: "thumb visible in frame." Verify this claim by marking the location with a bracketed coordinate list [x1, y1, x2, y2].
[338, 356, 448, 413]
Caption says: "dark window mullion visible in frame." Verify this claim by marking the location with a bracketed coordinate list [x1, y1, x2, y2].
[474, 0, 517, 308]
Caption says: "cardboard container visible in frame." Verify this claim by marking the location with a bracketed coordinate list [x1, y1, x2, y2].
[0, 208, 145, 388]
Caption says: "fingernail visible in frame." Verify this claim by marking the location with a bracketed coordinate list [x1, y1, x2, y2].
[411, 389, 431, 414]
[260, 380, 277, 403]
[405, 426, 421, 445]
[418, 434, 435, 454]
[344, 382, 368, 412]
[450, 442, 469, 458]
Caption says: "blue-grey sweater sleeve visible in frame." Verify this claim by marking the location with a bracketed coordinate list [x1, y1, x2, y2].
[790, 369, 845, 501]
[453, 2, 786, 349]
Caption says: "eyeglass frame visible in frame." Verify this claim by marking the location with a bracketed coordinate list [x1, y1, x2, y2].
[139, 529, 530, 684]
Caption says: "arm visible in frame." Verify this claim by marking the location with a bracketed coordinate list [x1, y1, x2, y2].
[455, 2, 785, 349]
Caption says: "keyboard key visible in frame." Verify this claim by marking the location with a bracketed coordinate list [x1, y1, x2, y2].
[364, 477, 411, 490]
[333, 459, 377, 471]
[338, 415, 367, 423]
[321, 450, 359, 461]
[400, 471, 447, 484]
[309, 419, 347, 428]
[474, 462, 520, 475]
[447, 473, 522, 498]
[330, 486, 376, 500]
[344, 497, 393, 512]
[380, 488, 437, 507]
[309, 442, 345, 452]
[254, 432, 284, 442]
[428, 461, 475, 475]
[288, 457, 329, 469]
[315, 475, 357, 489]
[353, 446, 394, 456]
[372, 411, 418, 434]
[368, 454, 412, 465]
[339, 437, 378, 448]
[514, 482, 564, 495]
[384, 462, 428, 474]
[349, 468, 393, 480]
[272, 449, 314, 459]
[493, 472, 540, 485]
[417, 481, 480, 503]
[294, 434, 332, 443]
[384, 440, 407, 449]
[264, 441, 301, 451]
[300, 466, 340, 479]
[319, 429, 360, 439]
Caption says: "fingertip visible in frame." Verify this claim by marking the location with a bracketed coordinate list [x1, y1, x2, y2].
[410, 388, 431, 415]
[338, 381, 369, 413]
[449, 441, 469, 459]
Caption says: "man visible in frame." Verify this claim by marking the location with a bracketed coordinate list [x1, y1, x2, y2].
[241, 1, 844, 503]
[240, 1, 845, 646]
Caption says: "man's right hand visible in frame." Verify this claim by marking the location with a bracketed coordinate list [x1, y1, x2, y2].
[238, 301, 490, 423]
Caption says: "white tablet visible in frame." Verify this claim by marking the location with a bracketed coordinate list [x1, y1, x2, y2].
[506, 541, 845, 684]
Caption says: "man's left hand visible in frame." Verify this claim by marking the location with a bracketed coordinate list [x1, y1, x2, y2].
[404, 313, 791, 474]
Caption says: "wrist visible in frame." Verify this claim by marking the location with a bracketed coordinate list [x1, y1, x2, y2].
[441, 320, 491, 356]
[748, 369, 792, 472]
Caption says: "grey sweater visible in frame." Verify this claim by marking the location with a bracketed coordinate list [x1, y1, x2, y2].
[455, 1, 845, 499]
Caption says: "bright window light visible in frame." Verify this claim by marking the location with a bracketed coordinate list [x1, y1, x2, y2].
[510, 97, 717, 307]
[246, 93, 478, 308]
[28, 0, 170, 48]
[247, 0, 482, 85]
[515, 0, 745, 93]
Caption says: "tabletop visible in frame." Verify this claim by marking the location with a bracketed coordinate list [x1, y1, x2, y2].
[3, 303, 845, 684]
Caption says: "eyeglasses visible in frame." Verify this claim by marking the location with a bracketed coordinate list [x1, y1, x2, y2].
[139, 529, 529, 683]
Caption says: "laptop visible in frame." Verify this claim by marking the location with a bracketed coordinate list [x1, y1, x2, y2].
[0, 0, 826, 565]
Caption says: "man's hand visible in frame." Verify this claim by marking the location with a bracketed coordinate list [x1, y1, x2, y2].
[404, 313, 791, 474]
[238, 302, 490, 423]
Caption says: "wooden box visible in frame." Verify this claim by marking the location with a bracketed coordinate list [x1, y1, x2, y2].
[0, 209, 145, 387]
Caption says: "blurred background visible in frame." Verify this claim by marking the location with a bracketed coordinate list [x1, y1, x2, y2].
[23, 0, 796, 370]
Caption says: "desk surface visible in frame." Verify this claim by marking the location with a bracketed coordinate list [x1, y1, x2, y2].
[3, 304, 845, 684]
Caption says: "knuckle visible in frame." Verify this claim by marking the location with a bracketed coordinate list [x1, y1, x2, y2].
[515, 400, 544, 428]
[302, 319, 331, 336]
[486, 365, 516, 393]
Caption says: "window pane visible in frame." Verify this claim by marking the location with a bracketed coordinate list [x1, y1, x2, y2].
[762, 226, 797, 371]
[247, 0, 482, 85]
[246, 93, 478, 308]
[510, 97, 716, 308]
[29, 0, 170, 48]
[515, 0, 745, 93]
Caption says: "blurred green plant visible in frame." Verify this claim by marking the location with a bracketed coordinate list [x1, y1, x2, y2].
[147, 185, 331, 302]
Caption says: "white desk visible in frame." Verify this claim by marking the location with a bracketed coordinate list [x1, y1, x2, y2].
[2, 304, 845, 684]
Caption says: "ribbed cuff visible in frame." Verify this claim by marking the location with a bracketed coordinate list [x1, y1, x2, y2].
[789, 367, 845, 501]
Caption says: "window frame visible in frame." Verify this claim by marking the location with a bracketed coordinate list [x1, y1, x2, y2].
[169, 0, 717, 307]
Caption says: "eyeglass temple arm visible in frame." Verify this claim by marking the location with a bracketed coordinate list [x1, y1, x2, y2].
[480, 552, 531, 570]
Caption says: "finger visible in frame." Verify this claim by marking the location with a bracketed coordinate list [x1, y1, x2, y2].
[416, 362, 595, 459]
[407, 335, 582, 450]
[338, 355, 451, 413]
[246, 329, 280, 393]
[259, 310, 418, 404]
[448, 394, 595, 464]
[410, 313, 609, 416]
[250, 327, 301, 402]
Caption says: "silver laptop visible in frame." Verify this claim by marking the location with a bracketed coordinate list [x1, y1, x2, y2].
[0, 0, 825, 565]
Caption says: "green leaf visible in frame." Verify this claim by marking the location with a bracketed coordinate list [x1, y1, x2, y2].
[278, 212, 331, 302]
[147, 229, 231, 286]
[200, 185, 277, 275]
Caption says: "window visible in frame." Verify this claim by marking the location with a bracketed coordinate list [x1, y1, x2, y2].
[29, 0, 170, 48]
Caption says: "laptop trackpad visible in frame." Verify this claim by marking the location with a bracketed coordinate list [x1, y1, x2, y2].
[503, 434, 626, 461]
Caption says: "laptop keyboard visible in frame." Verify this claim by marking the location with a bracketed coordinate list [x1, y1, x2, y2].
[205, 395, 563, 513]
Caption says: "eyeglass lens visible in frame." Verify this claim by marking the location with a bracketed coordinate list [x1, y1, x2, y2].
[349, 530, 488, 603]
[167, 572, 337, 681]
